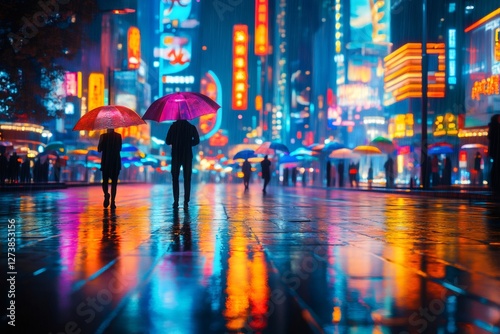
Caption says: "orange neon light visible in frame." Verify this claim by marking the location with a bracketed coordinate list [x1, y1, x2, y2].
[254, 0, 268, 56]
[232, 25, 248, 110]
[464, 8, 500, 33]
[471, 74, 500, 100]
[384, 43, 446, 105]
[127, 26, 141, 70]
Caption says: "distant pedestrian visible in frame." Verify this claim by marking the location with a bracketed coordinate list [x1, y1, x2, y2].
[488, 114, 500, 193]
[0, 152, 7, 183]
[431, 155, 440, 187]
[338, 161, 345, 187]
[367, 164, 373, 189]
[260, 155, 271, 193]
[291, 168, 297, 186]
[326, 160, 332, 187]
[242, 158, 251, 190]
[98, 128, 122, 209]
[283, 167, 289, 186]
[443, 155, 452, 186]
[473, 151, 482, 185]
[166, 120, 200, 208]
[8, 152, 20, 183]
[384, 155, 395, 188]
[20, 158, 31, 183]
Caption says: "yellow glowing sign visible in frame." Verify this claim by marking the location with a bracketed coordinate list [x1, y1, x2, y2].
[127, 26, 141, 70]
[471, 74, 499, 100]
[254, 0, 268, 56]
[232, 25, 248, 110]
[88, 73, 105, 112]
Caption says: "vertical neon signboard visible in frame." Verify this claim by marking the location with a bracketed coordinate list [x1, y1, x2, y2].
[232, 25, 248, 110]
[254, 0, 268, 56]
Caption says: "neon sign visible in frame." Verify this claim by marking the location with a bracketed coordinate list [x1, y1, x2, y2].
[232, 25, 248, 110]
[471, 74, 500, 100]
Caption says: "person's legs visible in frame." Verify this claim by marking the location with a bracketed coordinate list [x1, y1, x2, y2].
[110, 173, 119, 209]
[183, 159, 192, 206]
[102, 171, 110, 208]
[171, 159, 181, 206]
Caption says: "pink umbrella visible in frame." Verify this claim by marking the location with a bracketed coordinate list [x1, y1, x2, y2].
[73, 105, 145, 131]
[142, 92, 221, 122]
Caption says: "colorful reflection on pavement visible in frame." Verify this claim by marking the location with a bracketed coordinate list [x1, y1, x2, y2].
[1, 183, 499, 333]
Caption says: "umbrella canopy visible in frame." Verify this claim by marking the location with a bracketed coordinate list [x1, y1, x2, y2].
[290, 147, 317, 157]
[370, 137, 395, 154]
[143, 92, 220, 122]
[461, 143, 487, 150]
[428, 146, 453, 155]
[233, 149, 256, 160]
[255, 141, 290, 155]
[353, 145, 383, 155]
[44, 141, 66, 155]
[121, 143, 139, 152]
[329, 148, 358, 159]
[307, 143, 325, 151]
[73, 105, 145, 131]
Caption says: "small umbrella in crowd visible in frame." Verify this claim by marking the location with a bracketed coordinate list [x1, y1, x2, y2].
[370, 137, 395, 154]
[73, 105, 146, 131]
[254, 141, 290, 155]
[329, 148, 358, 159]
[233, 149, 256, 161]
[353, 145, 383, 155]
[142, 92, 220, 122]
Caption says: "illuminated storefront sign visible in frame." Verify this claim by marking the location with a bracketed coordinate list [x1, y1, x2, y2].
[464, 8, 500, 127]
[254, 0, 268, 56]
[232, 25, 248, 110]
[127, 26, 141, 70]
[388, 114, 414, 138]
[433, 113, 458, 136]
[199, 70, 222, 141]
[383, 43, 446, 106]
[471, 74, 500, 100]
[64, 72, 82, 98]
[448, 29, 456, 84]
[88, 73, 105, 112]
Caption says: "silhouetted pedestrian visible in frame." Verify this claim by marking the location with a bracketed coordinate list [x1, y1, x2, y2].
[384, 155, 395, 188]
[431, 155, 440, 187]
[98, 128, 122, 209]
[0, 153, 7, 183]
[20, 158, 31, 183]
[291, 168, 297, 186]
[283, 168, 289, 186]
[242, 158, 251, 190]
[166, 120, 200, 208]
[326, 160, 331, 187]
[8, 152, 20, 183]
[472, 151, 481, 185]
[261, 155, 271, 193]
[338, 161, 345, 187]
[367, 164, 373, 189]
[488, 114, 500, 193]
[443, 155, 452, 186]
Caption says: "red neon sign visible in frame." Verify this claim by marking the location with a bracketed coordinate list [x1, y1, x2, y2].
[232, 25, 248, 110]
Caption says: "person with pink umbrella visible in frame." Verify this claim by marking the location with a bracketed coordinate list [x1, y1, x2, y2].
[166, 120, 200, 208]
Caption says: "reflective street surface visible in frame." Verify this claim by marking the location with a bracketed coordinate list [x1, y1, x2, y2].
[1, 183, 500, 334]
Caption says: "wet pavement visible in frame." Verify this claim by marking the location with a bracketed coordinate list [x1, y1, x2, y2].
[1, 183, 500, 334]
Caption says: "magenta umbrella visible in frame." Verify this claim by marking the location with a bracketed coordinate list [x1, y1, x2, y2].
[142, 92, 221, 122]
[73, 105, 145, 131]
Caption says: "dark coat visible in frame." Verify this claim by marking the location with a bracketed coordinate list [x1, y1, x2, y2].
[166, 120, 200, 162]
[98, 132, 122, 175]
[260, 158, 271, 180]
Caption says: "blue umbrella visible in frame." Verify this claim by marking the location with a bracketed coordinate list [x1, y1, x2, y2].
[428, 146, 453, 155]
[233, 149, 256, 160]
[270, 142, 289, 154]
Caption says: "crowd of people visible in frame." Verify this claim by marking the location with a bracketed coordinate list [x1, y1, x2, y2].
[0, 151, 64, 184]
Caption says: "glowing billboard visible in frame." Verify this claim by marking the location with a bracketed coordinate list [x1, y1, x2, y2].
[88, 73, 105, 112]
[127, 27, 141, 70]
[350, 0, 390, 43]
[384, 43, 446, 106]
[464, 8, 500, 127]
